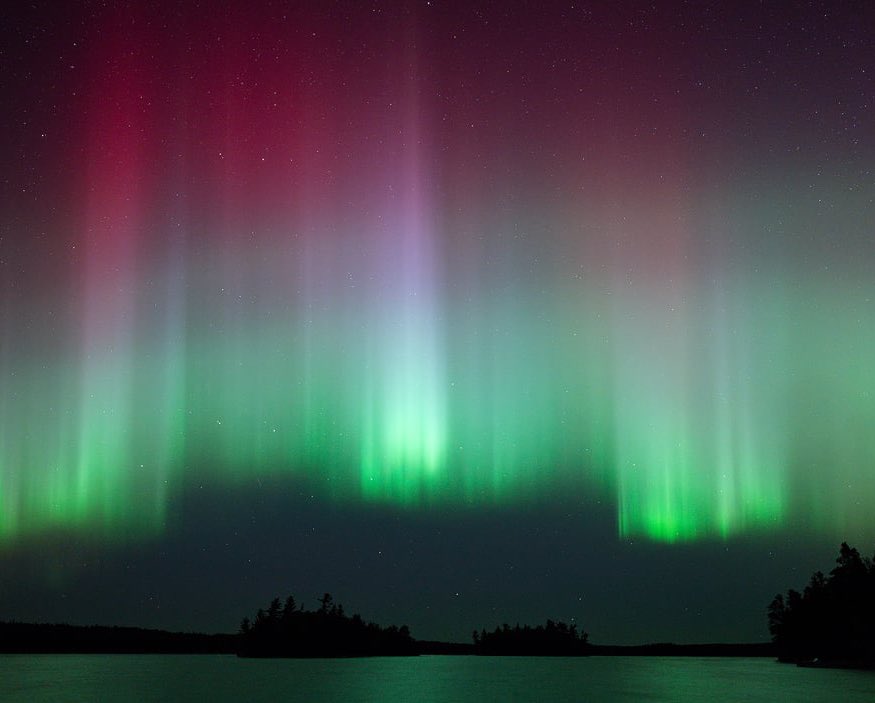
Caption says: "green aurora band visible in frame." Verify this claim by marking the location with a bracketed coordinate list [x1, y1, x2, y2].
[2, 185, 875, 544]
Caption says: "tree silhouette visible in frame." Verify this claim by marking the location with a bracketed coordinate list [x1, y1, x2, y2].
[238, 593, 416, 658]
[268, 597, 282, 623]
[472, 619, 589, 655]
[239, 617, 251, 635]
[769, 542, 875, 666]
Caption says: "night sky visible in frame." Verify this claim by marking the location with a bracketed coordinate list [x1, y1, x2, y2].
[1, 0, 874, 645]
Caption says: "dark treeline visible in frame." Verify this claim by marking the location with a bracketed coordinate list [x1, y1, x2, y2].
[472, 620, 589, 655]
[769, 542, 875, 667]
[589, 642, 774, 657]
[0, 622, 236, 654]
[238, 593, 416, 657]
[13, 561, 845, 660]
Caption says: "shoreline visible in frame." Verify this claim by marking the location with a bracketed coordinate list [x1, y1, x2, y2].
[0, 621, 776, 658]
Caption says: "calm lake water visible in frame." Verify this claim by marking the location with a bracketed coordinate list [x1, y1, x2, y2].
[2, 654, 874, 702]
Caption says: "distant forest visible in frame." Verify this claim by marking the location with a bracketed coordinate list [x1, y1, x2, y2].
[237, 593, 590, 657]
[769, 542, 875, 667]
[238, 593, 416, 657]
[473, 620, 589, 655]
[0, 622, 235, 654]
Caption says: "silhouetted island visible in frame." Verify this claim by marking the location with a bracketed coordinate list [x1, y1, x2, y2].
[769, 542, 875, 669]
[237, 593, 416, 657]
[473, 620, 589, 655]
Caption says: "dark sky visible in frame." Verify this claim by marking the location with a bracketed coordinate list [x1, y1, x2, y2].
[1, 0, 874, 644]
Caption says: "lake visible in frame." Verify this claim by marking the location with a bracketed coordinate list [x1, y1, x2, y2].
[2, 655, 874, 702]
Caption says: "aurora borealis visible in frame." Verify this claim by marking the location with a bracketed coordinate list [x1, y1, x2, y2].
[1, 1, 874, 642]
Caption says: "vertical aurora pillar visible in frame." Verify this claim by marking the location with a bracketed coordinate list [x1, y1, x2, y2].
[360, 71, 448, 503]
[605, 196, 787, 541]
[72, 42, 151, 533]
